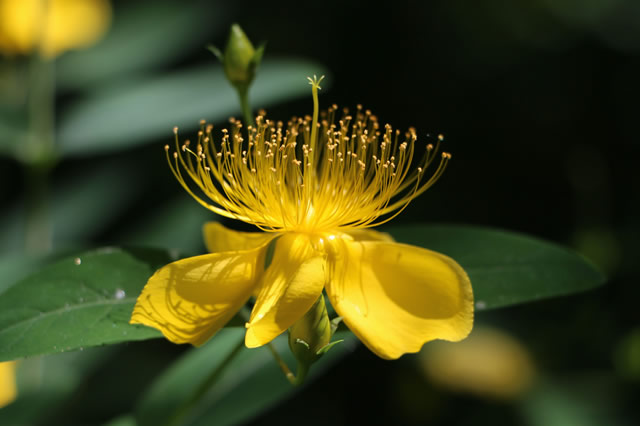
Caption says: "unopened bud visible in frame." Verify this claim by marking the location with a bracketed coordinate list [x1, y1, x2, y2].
[208, 24, 265, 90]
[288, 295, 332, 367]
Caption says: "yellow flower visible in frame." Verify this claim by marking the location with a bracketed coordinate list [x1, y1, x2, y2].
[131, 77, 473, 359]
[0, 0, 111, 58]
[419, 327, 535, 399]
[0, 361, 17, 408]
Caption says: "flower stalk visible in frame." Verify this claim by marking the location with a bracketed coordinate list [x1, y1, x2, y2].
[208, 24, 265, 126]
[24, 51, 56, 253]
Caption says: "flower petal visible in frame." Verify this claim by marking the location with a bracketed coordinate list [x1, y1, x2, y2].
[130, 241, 271, 346]
[0, 361, 17, 408]
[245, 233, 325, 348]
[203, 222, 275, 253]
[326, 238, 473, 359]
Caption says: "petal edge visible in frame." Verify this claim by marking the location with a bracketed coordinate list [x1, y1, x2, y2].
[326, 239, 473, 359]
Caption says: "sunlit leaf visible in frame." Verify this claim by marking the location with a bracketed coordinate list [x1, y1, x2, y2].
[136, 329, 357, 426]
[57, 59, 329, 156]
[0, 248, 169, 362]
[0, 251, 73, 295]
[387, 224, 606, 310]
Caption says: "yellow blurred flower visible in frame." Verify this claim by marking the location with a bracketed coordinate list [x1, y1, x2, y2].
[0, 0, 111, 58]
[0, 361, 17, 408]
[419, 326, 536, 399]
[131, 76, 474, 360]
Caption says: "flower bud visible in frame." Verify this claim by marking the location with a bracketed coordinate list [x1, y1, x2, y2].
[209, 24, 264, 90]
[288, 295, 333, 371]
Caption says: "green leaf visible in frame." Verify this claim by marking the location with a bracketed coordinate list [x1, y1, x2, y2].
[136, 329, 357, 426]
[0, 254, 51, 295]
[55, 0, 227, 91]
[0, 248, 171, 362]
[57, 59, 329, 156]
[0, 250, 77, 294]
[387, 224, 606, 310]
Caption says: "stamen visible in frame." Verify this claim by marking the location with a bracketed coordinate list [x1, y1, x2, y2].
[164, 86, 452, 232]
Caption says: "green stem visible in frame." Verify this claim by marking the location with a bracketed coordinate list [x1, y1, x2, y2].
[24, 52, 56, 253]
[24, 165, 51, 253]
[238, 306, 305, 385]
[265, 342, 310, 386]
[237, 85, 254, 127]
[165, 337, 245, 426]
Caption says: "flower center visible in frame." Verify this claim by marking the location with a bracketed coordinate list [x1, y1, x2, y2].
[166, 76, 450, 233]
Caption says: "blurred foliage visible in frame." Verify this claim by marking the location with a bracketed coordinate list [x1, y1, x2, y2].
[0, 0, 637, 425]
[57, 59, 327, 156]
